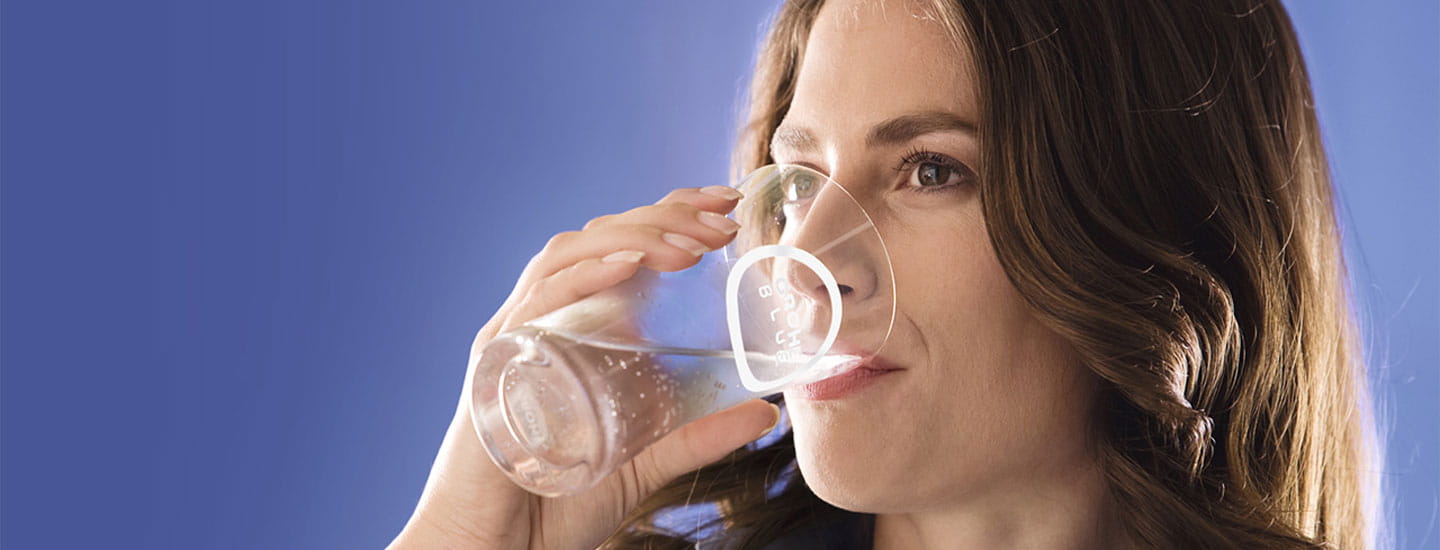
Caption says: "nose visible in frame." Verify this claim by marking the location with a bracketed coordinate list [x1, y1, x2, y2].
[771, 179, 891, 326]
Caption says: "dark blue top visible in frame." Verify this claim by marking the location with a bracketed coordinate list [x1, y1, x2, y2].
[694, 511, 875, 549]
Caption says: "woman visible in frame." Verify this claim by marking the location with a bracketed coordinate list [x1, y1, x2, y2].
[392, 0, 1381, 548]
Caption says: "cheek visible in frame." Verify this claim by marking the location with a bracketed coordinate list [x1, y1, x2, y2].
[890, 209, 1024, 376]
[900, 225, 1094, 459]
[786, 211, 1098, 510]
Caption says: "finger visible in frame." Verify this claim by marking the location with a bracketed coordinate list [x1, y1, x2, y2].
[583, 185, 742, 232]
[500, 250, 649, 333]
[528, 222, 725, 281]
[584, 201, 739, 249]
[523, 186, 743, 281]
[656, 185, 744, 210]
[630, 399, 782, 496]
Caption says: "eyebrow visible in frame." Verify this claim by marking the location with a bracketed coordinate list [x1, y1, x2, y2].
[769, 111, 977, 156]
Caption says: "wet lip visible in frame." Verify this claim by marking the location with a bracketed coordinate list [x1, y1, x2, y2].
[824, 354, 901, 375]
[795, 356, 903, 401]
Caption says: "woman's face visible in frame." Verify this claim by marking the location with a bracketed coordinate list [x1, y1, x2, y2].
[777, 0, 1100, 513]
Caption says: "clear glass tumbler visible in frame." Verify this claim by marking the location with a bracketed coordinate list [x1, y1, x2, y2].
[470, 164, 895, 496]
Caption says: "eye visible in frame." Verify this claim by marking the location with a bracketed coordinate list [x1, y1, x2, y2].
[915, 163, 955, 187]
[897, 147, 974, 192]
[783, 171, 820, 201]
[777, 168, 821, 229]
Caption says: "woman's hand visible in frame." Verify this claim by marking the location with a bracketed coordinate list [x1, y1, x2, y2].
[390, 185, 782, 550]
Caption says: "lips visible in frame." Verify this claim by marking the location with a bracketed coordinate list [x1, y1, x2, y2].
[794, 354, 904, 400]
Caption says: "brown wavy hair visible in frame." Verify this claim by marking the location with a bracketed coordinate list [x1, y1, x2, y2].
[602, 0, 1383, 547]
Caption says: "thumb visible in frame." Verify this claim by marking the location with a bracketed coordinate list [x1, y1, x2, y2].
[632, 399, 782, 494]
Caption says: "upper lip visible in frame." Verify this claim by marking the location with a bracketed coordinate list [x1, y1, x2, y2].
[855, 355, 903, 371]
[825, 341, 904, 372]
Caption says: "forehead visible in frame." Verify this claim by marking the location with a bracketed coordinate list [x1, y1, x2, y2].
[785, 0, 977, 136]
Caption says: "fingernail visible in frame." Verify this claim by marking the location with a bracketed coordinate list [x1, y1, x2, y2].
[602, 250, 646, 263]
[662, 232, 708, 256]
[756, 402, 781, 440]
[699, 185, 743, 200]
[697, 211, 740, 235]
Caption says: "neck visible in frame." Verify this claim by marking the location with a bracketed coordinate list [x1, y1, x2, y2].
[871, 458, 1127, 550]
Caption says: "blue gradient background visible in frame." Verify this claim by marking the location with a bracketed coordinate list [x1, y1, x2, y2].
[2, 1, 1435, 548]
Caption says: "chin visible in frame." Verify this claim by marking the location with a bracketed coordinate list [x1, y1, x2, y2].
[789, 417, 910, 513]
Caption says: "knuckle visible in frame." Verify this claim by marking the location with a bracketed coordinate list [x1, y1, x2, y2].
[544, 230, 580, 251]
[469, 329, 490, 359]
[658, 201, 696, 218]
[523, 274, 549, 300]
[638, 444, 680, 494]
[659, 187, 701, 204]
[624, 461, 646, 509]
[523, 249, 547, 271]
[633, 450, 665, 494]
[632, 223, 668, 239]
[583, 214, 614, 231]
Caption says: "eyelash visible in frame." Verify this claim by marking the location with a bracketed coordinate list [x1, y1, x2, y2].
[893, 146, 972, 193]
